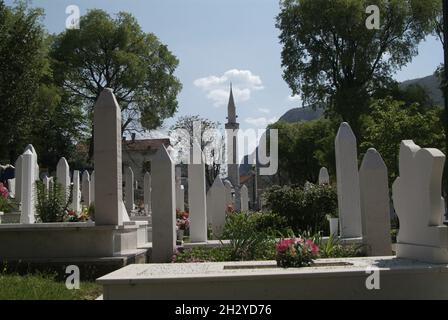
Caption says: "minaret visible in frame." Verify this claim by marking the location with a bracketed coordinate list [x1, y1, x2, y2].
[225, 84, 241, 210]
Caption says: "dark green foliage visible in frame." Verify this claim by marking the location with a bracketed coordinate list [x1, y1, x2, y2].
[35, 179, 70, 223]
[313, 234, 365, 258]
[50, 9, 182, 143]
[0, 197, 15, 213]
[221, 212, 277, 261]
[268, 119, 336, 185]
[263, 183, 338, 234]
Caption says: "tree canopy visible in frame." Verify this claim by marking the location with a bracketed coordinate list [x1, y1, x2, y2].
[276, 0, 440, 135]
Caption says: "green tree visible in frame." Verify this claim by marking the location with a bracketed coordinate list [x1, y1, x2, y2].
[50, 9, 182, 158]
[276, 0, 439, 135]
[0, 0, 46, 162]
[268, 119, 335, 185]
[360, 98, 445, 183]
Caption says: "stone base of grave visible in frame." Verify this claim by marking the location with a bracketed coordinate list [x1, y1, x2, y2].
[97, 256, 448, 299]
[0, 222, 149, 259]
[396, 242, 448, 263]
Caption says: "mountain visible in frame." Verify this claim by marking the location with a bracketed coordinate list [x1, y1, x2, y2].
[400, 74, 443, 106]
[278, 105, 325, 123]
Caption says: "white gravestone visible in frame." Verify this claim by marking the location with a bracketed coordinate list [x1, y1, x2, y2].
[240, 184, 249, 212]
[24, 144, 39, 181]
[94, 88, 123, 226]
[335, 122, 362, 238]
[125, 166, 135, 213]
[151, 145, 176, 263]
[318, 167, 330, 185]
[144, 172, 152, 215]
[19, 150, 35, 224]
[72, 170, 81, 213]
[56, 157, 70, 204]
[15, 155, 23, 202]
[43, 176, 51, 194]
[188, 145, 208, 243]
[7, 178, 15, 198]
[175, 167, 184, 211]
[359, 148, 392, 256]
[81, 171, 91, 207]
[393, 140, 448, 263]
[207, 177, 227, 237]
[224, 180, 233, 209]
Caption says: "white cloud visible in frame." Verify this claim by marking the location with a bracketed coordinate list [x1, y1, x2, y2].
[244, 116, 278, 128]
[258, 108, 270, 114]
[194, 69, 264, 107]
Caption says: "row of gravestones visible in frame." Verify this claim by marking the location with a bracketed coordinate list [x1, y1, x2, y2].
[317, 122, 448, 263]
[12, 149, 155, 223]
[314, 122, 392, 256]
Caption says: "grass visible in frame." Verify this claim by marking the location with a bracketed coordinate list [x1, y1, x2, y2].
[0, 273, 102, 300]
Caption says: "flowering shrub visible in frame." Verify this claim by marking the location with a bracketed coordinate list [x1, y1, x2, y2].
[0, 183, 9, 199]
[275, 237, 319, 268]
[176, 209, 190, 231]
[64, 207, 91, 222]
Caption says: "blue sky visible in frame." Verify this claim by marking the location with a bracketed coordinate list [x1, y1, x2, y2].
[7, 0, 444, 155]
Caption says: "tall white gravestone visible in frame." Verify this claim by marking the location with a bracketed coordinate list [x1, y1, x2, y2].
[94, 88, 123, 226]
[188, 146, 207, 242]
[15, 155, 23, 203]
[207, 176, 226, 237]
[240, 184, 249, 212]
[56, 157, 70, 204]
[24, 144, 39, 181]
[151, 145, 176, 263]
[144, 172, 151, 215]
[359, 148, 392, 256]
[81, 171, 91, 207]
[125, 166, 135, 213]
[335, 122, 362, 238]
[318, 167, 330, 185]
[20, 150, 35, 224]
[393, 140, 448, 263]
[72, 170, 81, 213]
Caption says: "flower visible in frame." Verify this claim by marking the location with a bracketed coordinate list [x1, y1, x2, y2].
[0, 183, 9, 199]
[275, 237, 319, 268]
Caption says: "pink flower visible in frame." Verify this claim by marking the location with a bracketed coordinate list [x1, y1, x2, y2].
[0, 183, 9, 199]
[304, 239, 319, 255]
[276, 238, 296, 253]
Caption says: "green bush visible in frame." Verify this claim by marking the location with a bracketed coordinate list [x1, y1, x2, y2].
[263, 183, 337, 234]
[0, 197, 16, 213]
[313, 233, 365, 258]
[252, 211, 290, 236]
[35, 179, 71, 223]
[221, 212, 276, 261]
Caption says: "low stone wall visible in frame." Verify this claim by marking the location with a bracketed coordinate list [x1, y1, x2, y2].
[97, 256, 448, 299]
[0, 222, 141, 259]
